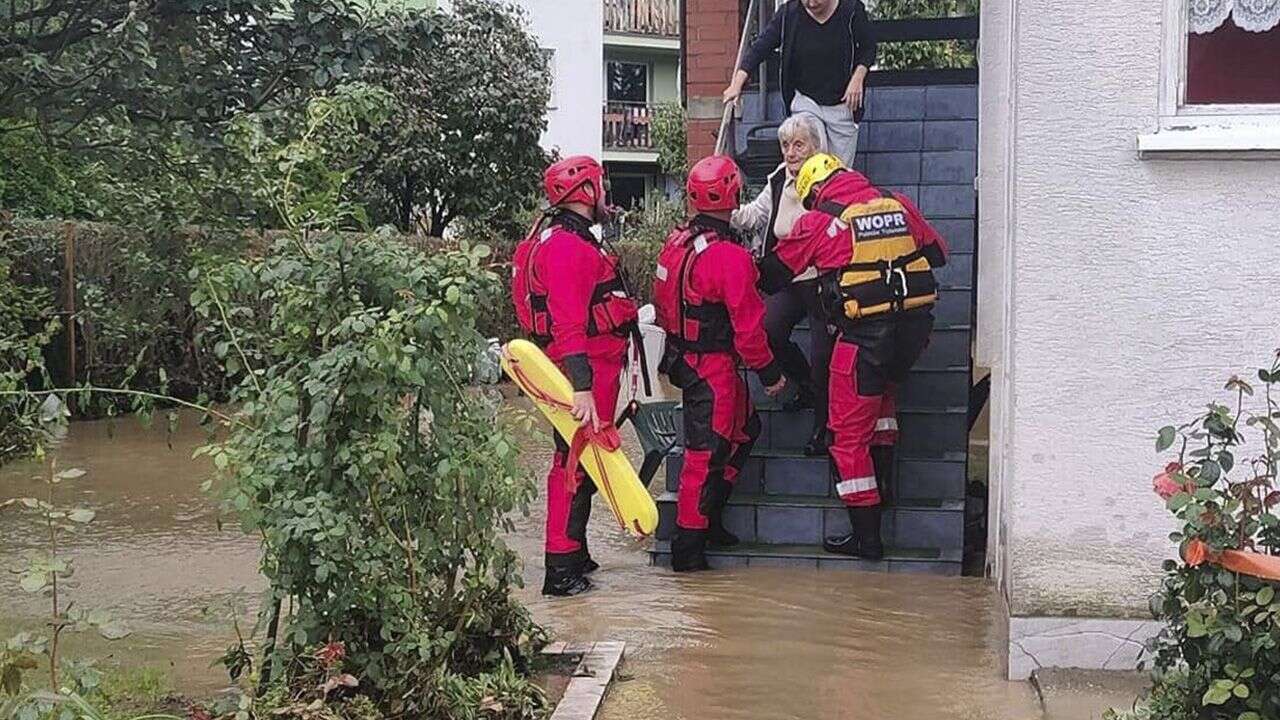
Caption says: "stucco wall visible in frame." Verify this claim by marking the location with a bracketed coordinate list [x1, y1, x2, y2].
[509, 0, 603, 158]
[980, 0, 1280, 620]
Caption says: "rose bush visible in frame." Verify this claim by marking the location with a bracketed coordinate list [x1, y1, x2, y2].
[1110, 353, 1280, 720]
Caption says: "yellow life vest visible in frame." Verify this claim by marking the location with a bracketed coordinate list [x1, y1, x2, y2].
[816, 190, 942, 321]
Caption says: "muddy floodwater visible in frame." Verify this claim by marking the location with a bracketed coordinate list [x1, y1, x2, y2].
[1, 409, 1044, 720]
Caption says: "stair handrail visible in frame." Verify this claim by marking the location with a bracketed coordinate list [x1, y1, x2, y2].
[714, 0, 759, 157]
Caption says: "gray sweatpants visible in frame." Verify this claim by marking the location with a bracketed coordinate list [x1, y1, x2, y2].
[791, 91, 861, 167]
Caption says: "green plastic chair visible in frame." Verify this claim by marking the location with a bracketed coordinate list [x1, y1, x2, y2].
[621, 400, 681, 485]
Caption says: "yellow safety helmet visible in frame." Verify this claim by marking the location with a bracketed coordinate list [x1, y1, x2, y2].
[795, 153, 845, 207]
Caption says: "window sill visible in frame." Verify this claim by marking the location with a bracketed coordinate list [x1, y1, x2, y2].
[1138, 123, 1280, 159]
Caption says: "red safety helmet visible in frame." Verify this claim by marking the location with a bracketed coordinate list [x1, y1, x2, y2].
[686, 155, 743, 212]
[543, 155, 607, 208]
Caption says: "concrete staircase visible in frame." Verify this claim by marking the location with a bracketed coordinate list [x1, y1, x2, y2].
[649, 83, 977, 575]
[648, 323, 970, 574]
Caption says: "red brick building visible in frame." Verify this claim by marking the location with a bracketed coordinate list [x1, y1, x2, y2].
[682, 0, 745, 161]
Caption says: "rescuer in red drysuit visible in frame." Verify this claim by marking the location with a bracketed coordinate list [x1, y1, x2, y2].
[653, 155, 787, 572]
[512, 155, 639, 596]
[758, 153, 947, 561]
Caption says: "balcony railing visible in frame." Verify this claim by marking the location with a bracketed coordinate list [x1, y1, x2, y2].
[602, 102, 654, 151]
[603, 0, 679, 38]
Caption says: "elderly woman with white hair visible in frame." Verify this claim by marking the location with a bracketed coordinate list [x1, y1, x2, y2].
[732, 112, 835, 456]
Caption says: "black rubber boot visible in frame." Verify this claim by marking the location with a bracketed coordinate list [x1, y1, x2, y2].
[567, 482, 597, 574]
[823, 506, 884, 561]
[702, 474, 739, 548]
[671, 528, 711, 572]
[871, 445, 896, 506]
[852, 505, 885, 561]
[822, 528, 859, 556]
[804, 428, 830, 457]
[542, 561, 593, 597]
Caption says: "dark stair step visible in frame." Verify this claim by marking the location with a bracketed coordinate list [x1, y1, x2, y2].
[746, 366, 971, 412]
[663, 450, 967, 502]
[935, 251, 974, 289]
[919, 324, 972, 369]
[900, 365, 971, 408]
[654, 492, 963, 549]
[750, 323, 971, 387]
[649, 540, 962, 575]
[665, 450, 828, 497]
[752, 405, 968, 455]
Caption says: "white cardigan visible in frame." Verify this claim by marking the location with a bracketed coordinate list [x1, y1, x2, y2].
[730, 163, 818, 283]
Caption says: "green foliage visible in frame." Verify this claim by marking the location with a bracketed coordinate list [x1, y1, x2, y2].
[1, 222, 248, 416]
[3, 688, 180, 720]
[0, 217, 60, 462]
[97, 667, 172, 711]
[190, 91, 546, 718]
[227, 84, 395, 232]
[0, 125, 106, 221]
[1103, 672, 1195, 720]
[651, 103, 688, 176]
[1128, 357, 1280, 720]
[352, 0, 552, 236]
[872, 0, 978, 70]
[0, 0, 402, 231]
[617, 191, 684, 253]
[1, 0, 386, 142]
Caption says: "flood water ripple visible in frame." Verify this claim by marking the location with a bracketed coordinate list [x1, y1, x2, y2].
[1, 411, 1042, 719]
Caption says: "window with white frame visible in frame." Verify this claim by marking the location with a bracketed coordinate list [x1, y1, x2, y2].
[1164, 0, 1280, 122]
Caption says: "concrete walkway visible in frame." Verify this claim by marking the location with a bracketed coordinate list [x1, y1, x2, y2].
[1032, 669, 1150, 720]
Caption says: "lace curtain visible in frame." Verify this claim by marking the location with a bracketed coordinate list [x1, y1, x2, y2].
[1189, 0, 1280, 34]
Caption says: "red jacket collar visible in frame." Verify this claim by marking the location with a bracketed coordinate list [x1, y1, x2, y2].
[813, 169, 877, 207]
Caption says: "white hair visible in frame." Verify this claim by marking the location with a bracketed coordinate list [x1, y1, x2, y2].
[777, 112, 829, 153]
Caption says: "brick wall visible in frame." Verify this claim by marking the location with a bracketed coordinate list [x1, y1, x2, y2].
[684, 0, 743, 161]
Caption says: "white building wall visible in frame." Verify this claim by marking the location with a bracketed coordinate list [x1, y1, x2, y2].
[979, 0, 1280, 677]
[976, 0, 1014, 601]
[509, 0, 603, 159]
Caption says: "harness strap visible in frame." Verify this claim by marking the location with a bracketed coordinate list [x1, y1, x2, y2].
[817, 199, 848, 218]
[844, 247, 928, 273]
[671, 232, 734, 354]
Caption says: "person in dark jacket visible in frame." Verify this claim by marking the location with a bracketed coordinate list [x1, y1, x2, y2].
[723, 0, 877, 167]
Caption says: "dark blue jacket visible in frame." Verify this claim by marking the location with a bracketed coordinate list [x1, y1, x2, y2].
[738, 0, 877, 123]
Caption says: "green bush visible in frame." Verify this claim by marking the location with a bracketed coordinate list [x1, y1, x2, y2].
[0, 123, 107, 221]
[352, 0, 552, 235]
[194, 231, 546, 718]
[1113, 362, 1280, 719]
[872, 0, 978, 70]
[0, 215, 60, 462]
[186, 87, 547, 720]
[651, 102, 688, 176]
[2, 221, 248, 415]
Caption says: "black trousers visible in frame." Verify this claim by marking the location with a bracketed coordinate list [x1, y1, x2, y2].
[763, 278, 836, 433]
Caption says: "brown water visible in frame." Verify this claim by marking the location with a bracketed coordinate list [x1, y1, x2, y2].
[0, 410, 1043, 720]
